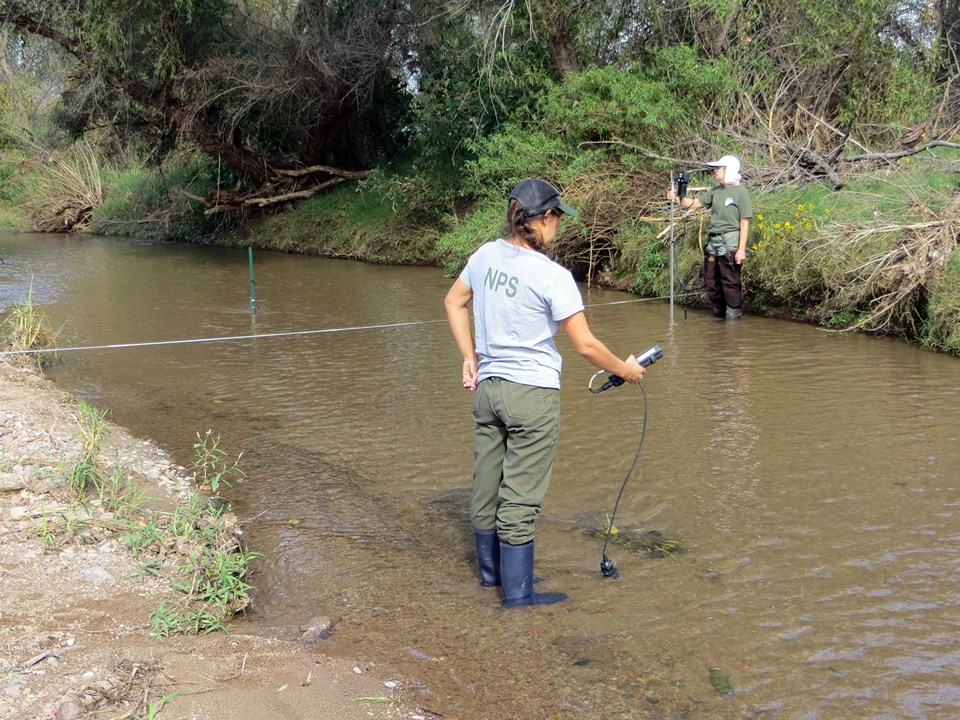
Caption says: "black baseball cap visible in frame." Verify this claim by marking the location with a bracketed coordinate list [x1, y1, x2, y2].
[509, 178, 578, 218]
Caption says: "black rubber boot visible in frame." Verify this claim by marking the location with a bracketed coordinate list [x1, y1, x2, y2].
[711, 305, 726, 318]
[473, 528, 500, 587]
[725, 306, 742, 320]
[500, 540, 568, 608]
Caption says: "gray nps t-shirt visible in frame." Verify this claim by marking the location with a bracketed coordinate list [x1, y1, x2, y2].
[461, 239, 584, 389]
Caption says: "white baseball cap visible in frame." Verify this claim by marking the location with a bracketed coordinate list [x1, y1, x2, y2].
[706, 154, 742, 184]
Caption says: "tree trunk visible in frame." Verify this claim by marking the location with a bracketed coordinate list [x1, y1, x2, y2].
[546, 32, 580, 74]
[938, 0, 960, 117]
[939, 0, 960, 82]
[531, 0, 580, 75]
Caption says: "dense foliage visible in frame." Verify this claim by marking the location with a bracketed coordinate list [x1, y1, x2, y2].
[3, 1, 952, 181]
[3, 0, 960, 351]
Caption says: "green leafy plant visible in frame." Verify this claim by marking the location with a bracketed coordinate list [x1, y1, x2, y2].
[37, 503, 58, 551]
[40, 407, 259, 640]
[125, 518, 163, 555]
[824, 308, 862, 329]
[147, 488, 260, 638]
[190, 430, 245, 495]
[149, 602, 191, 641]
[752, 203, 822, 248]
[140, 689, 198, 720]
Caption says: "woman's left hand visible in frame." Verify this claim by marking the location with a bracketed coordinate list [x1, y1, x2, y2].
[735, 248, 747, 264]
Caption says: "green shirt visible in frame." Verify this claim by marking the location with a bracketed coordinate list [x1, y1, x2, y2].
[700, 184, 752, 235]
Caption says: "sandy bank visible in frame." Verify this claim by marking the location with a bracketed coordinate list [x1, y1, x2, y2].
[0, 359, 438, 720]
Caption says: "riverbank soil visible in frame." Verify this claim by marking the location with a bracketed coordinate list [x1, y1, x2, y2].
[0, 360, 435, 720]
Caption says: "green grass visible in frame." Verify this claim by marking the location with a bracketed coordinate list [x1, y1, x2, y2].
[88, 158, 237, 241]
[220, 180, 443, 264]
[42, 402, 259, 640]
[0, 156, 29, 228]
[922, 251, 960, 354]
[0, 285, 61, 367]
[67, 402, 109, 495]
[434, 196, 502, 275]
[89, 165, 153, 230]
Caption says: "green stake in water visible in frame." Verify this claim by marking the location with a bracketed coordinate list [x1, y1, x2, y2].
[248, 246, 257, 313]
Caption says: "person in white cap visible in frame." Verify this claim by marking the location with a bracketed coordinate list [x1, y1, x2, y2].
[444, 178, 645, 607]
[667, 154, 752, 319]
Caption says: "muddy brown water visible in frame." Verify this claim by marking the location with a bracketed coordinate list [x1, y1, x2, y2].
[3, 233, 960, 719]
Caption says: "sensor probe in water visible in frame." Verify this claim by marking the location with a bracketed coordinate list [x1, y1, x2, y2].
[586, 343, 664, 579]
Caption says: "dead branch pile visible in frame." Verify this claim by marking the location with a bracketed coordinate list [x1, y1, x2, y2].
[806, 194, 960, 333]
[55, 657, 181, 719]
[551, 158, 670, 284]
[32, 200, 97, 233]
[200, 164, 368, 216]
[735, 102, 960, 192]
[24, 146, 104, 233]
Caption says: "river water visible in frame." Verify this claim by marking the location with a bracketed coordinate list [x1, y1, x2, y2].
[2, 232, 959, 719]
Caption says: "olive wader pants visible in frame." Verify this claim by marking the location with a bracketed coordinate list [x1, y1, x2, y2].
[470, 377, 560, 546]
[704, 231, 743, 316]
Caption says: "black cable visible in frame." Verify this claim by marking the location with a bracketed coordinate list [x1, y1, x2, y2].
[599, 382, 648, 579]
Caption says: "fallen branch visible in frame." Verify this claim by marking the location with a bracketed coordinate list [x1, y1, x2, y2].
[203, 166, 367, 215]
[274, 164, 368, 180]
[204, 177, 349, 215]
[804, 193, 960, 332]
[785, 142, 845, 189]
[840, 140, 960, 163]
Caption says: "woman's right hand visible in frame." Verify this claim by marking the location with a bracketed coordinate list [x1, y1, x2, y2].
[462, 358, 478, 390]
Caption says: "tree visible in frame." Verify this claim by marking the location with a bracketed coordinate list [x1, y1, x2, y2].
[0, 25, 71, 142]
[633, 1, 940, 142]
[0, 0, 414, 210]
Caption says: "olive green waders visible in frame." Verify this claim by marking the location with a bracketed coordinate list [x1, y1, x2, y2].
[469, 377, 567, 606]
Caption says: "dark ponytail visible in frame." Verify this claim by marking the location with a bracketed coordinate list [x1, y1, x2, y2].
[505, 199, 547, 254]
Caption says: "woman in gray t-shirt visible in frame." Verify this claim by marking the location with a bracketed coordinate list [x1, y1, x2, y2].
[444, 178, 645, 607]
